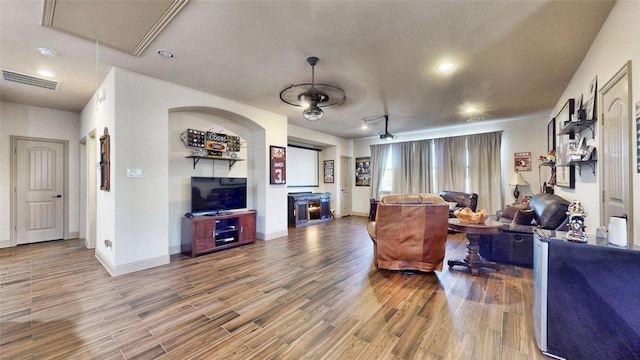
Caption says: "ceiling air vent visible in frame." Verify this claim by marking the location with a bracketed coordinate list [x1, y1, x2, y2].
[1, 69, 59, 90]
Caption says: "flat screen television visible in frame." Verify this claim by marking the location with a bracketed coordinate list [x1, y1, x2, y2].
[191, 177, 247, 215]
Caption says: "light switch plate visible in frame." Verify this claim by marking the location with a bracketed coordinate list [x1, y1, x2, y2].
[126, 168, 143, 178]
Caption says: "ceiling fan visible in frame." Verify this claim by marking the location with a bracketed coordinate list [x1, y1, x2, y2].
[279, 56, 346, 121]
[364, 114, 398, 140]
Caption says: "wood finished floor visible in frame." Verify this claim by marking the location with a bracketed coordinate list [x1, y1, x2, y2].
[0, 216, 548, 360]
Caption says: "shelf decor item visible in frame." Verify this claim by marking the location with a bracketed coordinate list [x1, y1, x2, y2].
[270, 145, 286, 184]
[565, 200, 588, 243]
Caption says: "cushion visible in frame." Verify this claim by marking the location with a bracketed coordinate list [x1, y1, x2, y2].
[502, 204, 528, 219]
[512, 209, 535, 225]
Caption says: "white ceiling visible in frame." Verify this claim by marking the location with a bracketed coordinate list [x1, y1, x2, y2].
[0, 1, 615, 139]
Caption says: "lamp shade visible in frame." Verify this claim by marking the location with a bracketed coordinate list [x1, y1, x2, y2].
[509, 172, 527, 186]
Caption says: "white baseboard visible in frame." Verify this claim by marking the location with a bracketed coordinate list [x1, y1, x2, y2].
[259, 229, 288, 241]
[0, 239, 11, 248]
[169, 244, 181, 255]
[96, 251, 170, 277]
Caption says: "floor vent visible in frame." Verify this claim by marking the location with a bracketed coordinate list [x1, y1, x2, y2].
[1, 69, 59, 90]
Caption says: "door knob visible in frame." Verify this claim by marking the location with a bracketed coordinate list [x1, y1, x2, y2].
[52, 194, 62, 198]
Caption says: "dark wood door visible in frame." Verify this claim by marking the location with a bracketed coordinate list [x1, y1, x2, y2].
[193, 219, 216, 252]
[239, 213, 256, 243]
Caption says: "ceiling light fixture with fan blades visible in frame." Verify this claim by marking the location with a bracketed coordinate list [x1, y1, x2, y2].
[363, 114, 398, 140]
[279, 56, 346, 121]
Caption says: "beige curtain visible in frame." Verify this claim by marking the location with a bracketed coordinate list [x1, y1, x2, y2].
[468, 131, 503, 213]
[370, 132, 502, 208]
[432, 135, 467, 192]
[369, 143, 392, 199]
[391, 140, 432, 194]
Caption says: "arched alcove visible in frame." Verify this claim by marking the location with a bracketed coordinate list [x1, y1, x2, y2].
[168, 106, 269, 254]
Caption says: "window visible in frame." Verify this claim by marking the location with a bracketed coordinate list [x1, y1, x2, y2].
[378, 150, 393, 197]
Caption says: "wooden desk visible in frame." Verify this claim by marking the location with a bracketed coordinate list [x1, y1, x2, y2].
[448, 218, 503, 275]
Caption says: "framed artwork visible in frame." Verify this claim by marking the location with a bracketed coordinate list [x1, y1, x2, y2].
[99, 127, 110, 191]
[555, 99, 575, 188]
[575, 94, 584, 121]
[587, 75, 598, 120]
[270, 145, 286, 184]
[556, 99, 575, 164]
[575, 94, 583, 113]
[514, 152, 532, 172]
[636, 101, 640, 173]
[556, 162, 575, 188]
[355, 157, 371, 186]
[323, 160, 334, 183]
[547, 118, 556, 153]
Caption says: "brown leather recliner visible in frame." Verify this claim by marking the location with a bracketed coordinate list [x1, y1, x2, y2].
[367, 194, 449, 272]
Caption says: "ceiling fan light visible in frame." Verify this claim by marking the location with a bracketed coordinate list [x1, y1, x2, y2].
[303, 106, 323, 121]
[280, 56, 345, 120]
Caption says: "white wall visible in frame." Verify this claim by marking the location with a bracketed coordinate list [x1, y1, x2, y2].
[81, 70, 116, 265]
[81, 67, 290, 275]
[0, 101, 81, 247]
[352, 115, 549, 215]
[551, 1, 640, 240]
[287, 123, 352, 217]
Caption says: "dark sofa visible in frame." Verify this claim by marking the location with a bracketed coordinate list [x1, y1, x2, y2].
[479, 193, 570, 267]
[438, 191, 478, 217]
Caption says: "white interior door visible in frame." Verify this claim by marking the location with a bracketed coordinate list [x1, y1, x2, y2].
[600, 63, 633, 241]
[16, 139, 64, 244]
[340, 156, 352, 217]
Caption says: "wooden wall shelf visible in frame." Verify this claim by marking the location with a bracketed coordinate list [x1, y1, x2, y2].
[185, 155, 245, 170]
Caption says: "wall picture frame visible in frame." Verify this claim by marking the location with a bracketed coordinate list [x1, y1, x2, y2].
[99, 127, 110, 191]
[636, 101, 640, 173]
[514, 152, 532, 172]
[588, 75, 598, 121]
[547, 117, 556, 153]
[555, 99, 575, 188]
[270, 145, 286, 184]
[355, 157, 371, 186]
[323, 160, 334, 183]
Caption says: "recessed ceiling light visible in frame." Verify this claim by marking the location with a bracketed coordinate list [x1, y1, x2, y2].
[38, 47, 58, 57]
[465, 106, 477, 113]
[437, 62, 455, 73]
[156, 49, 175, 58]
[37, 69, 55, 77]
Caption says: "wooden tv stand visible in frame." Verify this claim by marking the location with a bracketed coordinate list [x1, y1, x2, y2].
[181, 210, 256, 257]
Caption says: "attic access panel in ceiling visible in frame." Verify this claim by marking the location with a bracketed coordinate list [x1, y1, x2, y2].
[41, 0, 188, 56]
